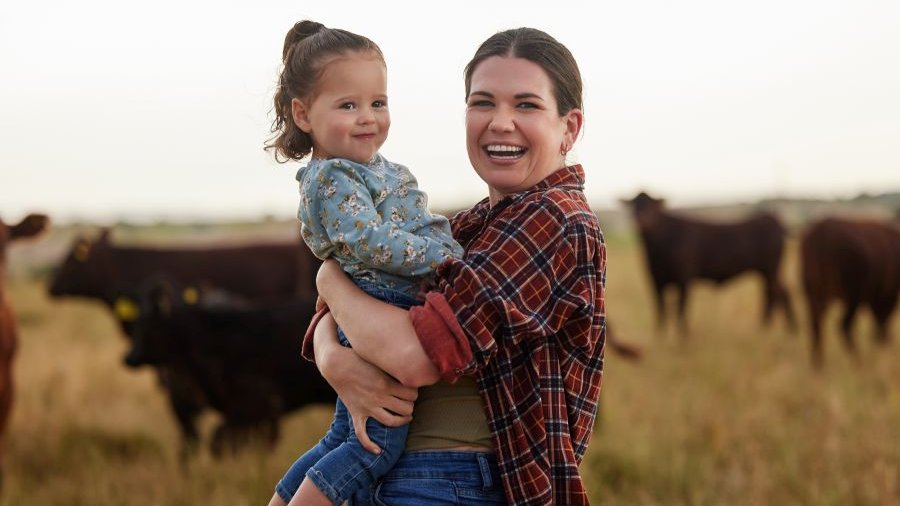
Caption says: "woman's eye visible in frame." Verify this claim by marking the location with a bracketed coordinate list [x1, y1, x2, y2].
[517, 102, 539, 109]
[468, 100, 493, 108]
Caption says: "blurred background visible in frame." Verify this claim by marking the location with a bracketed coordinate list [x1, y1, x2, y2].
[2, 0, 899, 505]
[2, 0, 898, 222]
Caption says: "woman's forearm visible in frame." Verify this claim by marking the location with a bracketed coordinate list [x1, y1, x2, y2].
[317, 262, 440, 386]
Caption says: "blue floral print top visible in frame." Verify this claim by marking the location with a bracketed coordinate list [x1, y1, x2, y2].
[297, 153, 463, 297]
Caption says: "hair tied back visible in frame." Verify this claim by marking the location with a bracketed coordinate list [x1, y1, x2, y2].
[282, 20, 326, 61]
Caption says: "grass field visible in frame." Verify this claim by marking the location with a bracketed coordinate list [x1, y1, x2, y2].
[2, 222, 899, 505]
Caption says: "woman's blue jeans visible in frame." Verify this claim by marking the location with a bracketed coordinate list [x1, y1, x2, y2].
[363, 450, 507, 505]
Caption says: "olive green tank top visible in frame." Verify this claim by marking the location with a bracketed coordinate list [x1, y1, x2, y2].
[405, 375, 494, 451]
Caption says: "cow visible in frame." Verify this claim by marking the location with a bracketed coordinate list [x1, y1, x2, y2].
[0, 213, 49, 489]
[124, 279, 336, 455]
[622, 192, 795, 335]
[800, 217, 900, 367]
[47, 229, 321, 456]
[49, 228, 320, 304]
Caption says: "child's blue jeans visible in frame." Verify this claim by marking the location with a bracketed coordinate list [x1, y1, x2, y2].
[275, 280, 420, 505]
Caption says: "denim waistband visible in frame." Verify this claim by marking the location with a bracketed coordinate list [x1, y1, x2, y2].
[353, 278, 422, 309]
[386, 451, 500, 488]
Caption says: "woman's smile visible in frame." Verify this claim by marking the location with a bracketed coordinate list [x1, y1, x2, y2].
[484, 144, 528, 162]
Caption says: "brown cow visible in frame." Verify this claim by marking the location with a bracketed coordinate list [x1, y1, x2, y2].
[0, 213, 49, 489]
[800, 217, 900, 367]
[623, 192, 795, 334]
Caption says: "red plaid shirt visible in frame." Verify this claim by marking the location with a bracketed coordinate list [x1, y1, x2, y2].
[410, 165, 606, 505]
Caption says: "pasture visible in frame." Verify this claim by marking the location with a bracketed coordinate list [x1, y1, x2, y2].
[3, 218, 899, 505]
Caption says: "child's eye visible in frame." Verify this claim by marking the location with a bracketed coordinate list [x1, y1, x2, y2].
[373, 100, 387, 108]
[339, 102, 356, 110]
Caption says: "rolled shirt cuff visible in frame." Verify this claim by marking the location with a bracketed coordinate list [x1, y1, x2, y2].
[409, 292, 473, 383]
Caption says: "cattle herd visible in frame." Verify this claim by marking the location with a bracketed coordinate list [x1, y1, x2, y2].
[0, 195, 898, 479]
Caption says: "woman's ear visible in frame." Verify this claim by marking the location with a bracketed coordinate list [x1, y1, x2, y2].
[291, 98, 313, 133]
[562, 108, 584, 151]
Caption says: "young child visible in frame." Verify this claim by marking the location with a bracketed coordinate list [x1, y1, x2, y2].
[264, 21, 463, 506]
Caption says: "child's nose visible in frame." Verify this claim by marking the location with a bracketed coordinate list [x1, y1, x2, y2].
[358, 108, 376, 124]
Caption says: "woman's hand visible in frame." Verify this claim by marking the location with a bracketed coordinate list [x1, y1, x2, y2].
[314, 313, 418, 454]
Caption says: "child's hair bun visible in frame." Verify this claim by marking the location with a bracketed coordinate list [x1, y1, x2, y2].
[282, 20, 326, 61]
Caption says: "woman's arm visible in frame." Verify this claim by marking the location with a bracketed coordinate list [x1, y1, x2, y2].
[312, 312, 418, 453]
[316, 260, 441, 387]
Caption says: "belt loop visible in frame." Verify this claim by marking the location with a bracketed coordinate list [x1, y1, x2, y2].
[477, 452, 493, 489]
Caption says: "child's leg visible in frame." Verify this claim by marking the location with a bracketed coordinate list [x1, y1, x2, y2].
[299, 412, 409, 505]
[273, 398, 351, 503]
[287, 477, 333, 506]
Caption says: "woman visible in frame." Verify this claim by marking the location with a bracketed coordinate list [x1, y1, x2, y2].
[275, 27, 606, 506]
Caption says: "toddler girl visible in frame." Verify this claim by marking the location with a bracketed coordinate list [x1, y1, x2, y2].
[264, 20, 463, 506]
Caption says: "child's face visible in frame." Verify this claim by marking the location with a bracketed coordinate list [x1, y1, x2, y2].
[292, 52, 389, 163]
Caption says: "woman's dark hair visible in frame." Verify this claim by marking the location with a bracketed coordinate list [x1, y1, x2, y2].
[266, 21, 385, 162]
[464, 28, 583, 116]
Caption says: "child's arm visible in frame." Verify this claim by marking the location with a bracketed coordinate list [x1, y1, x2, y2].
[304, 160, 459, 277]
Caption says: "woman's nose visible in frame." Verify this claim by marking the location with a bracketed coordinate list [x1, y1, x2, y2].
[488, 107, 514, 133]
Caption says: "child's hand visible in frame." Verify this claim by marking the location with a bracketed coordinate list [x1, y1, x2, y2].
[417, 278, 436, 300]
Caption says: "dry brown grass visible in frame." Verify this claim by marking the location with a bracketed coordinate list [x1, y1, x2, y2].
[2, 225, 899, 505]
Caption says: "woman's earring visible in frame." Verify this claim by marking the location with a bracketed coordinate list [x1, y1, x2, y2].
[560, 143, 570, 156]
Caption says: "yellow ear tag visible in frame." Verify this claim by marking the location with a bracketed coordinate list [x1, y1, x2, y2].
[114, 297, 140, 322]
[182, 287, 199, 305]
[75, 243, 91, 262]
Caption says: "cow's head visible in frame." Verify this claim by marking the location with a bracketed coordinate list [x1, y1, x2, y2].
[0, 213, 49, 270]
[48, 228, 113, 298]
[123, 278, 208, 368]
[124, 279, 180, 368]
[621, 192, 666, 232]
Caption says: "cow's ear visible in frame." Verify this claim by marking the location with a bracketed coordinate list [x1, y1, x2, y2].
[74, 238, 92, 262]
[151, 283, 175, 318]
[10, 213, 49, 239]
[97, 228, 112, 244]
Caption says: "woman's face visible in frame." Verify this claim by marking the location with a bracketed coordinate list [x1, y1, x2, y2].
[465, 56, 582, 205]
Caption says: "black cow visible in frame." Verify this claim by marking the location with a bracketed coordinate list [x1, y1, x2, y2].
[47, 229, 321, 456]
[125, 280, 336, 455]
[623, 192, 795, 334]
[0, 213, 48, 489]
[801, 217, 900, 367]
[49, 229, 320, 304]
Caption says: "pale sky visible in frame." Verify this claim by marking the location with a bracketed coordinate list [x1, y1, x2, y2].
[2, 0, 899, 223]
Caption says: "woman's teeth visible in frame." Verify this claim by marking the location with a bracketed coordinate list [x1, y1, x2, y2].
[485, 144, 526, 158]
